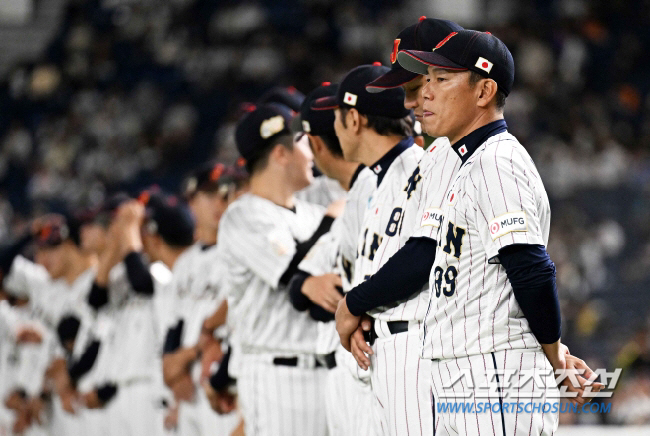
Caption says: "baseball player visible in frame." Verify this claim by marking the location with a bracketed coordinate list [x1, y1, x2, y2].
[0, 214, 98, 435]
[329, 18, 463, 436]
[159, 163, 244, 436]
[389, 29, 600, 434]
[288, 81, 380, 436]
[218, 103, 342, 436]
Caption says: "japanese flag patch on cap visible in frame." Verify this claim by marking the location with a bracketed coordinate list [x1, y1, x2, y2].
[343, 92, 358, 106]
[475, 57, 493, 74]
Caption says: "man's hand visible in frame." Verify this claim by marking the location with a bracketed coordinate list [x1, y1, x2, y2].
[59, 387, 78, 414]
[171, 373, 195, 402]
[325, 199, 346, 218]
[202, 380, 237, 415]
[116, 200, 145, 227]
[81, 390, 103, 409]
[542, 342, 605, 406]
[336, 297, 374, 370]
[303, 274, 343, 313]
[200, 338, 224, 382]
[28, 396, 45, 425]
[164, 404, 179, 430]
[16, 326, 43, 344]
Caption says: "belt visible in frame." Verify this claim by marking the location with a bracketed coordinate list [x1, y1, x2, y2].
[363, 320, 409, 346]
[272, 351, 337, 369]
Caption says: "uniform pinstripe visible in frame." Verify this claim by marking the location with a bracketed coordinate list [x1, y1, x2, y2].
[167, 243, 239, 436]
[350, 141, 431, 436]
[219, 193, 329, 436]
[421, 132, 559, 435]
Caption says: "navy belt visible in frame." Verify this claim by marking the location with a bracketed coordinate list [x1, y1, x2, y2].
[363, 320, 409, 346]
[272, 351, 336, 369]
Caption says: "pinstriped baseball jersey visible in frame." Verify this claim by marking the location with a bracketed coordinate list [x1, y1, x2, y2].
[296, 174, 348, 207]
[422, 129, 550, 360]
[218, 193, 327, 354]
[351, 138, 424, 315]
[368, 137, 461, 322]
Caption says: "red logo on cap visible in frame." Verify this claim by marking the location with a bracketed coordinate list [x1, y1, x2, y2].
[482, 62, 488, 68]
[390, 39, 401, 64]
[434, 32, 458, 50]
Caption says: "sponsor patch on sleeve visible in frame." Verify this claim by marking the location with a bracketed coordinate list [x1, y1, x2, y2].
[488, 211, 528, 240]
[420, 207, 443, 228]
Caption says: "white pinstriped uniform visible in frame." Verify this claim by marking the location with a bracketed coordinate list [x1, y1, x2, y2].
[297, 165, 380, 436]
[296, 174, 347, 207]
[167, 243, 239, 436]
[351, 139, 431, 436]
[219, 193, 328, 436]
[421, 131, 558, 435]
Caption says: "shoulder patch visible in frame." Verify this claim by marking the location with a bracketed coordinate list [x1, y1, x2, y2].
[488, 211, 528, 240]
[421, 208, 443, 228]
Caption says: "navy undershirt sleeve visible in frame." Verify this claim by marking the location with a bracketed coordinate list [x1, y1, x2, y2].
[124, 251, 154, 296]
[162, 320, 184, 355]
[209, 347, 236, 392]
[279, 216, 335, 286]
[346, 237, 437, 316]
[87, 282, 109, 310]
[68, 340, 101, 384]
[498, 244, 561, 344]
[288, 270, 312, 311]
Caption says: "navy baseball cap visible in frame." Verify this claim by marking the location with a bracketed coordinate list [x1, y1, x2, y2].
[312, 64, 410, 119]
[292, 82, 339, 136]
[257, 86, 305, 113]
[235, 104, 294, 164]
[183, 161, 248, 199]
[141, 192, 195, 247]
[84, 192, 131, 227]
[35, 213, 81, 247]
[366, 17, 463, 93]
[397, 30, 515, 96]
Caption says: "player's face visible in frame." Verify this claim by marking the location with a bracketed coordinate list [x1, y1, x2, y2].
[334, 109, 358, 161]
[421, 67, 478, 144]
[80, 222, 108, 254]
[288, 134, 314, 190]
[402, 75, 425, 123]
[189, 190, 228, 231]
[35, 245, 68, 279]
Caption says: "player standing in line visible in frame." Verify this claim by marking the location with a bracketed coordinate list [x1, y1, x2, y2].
[218, 103, 341, 436]
[287, 81, 380, 436]
[311, 62, 427, 434]
[160, 162, 243, 436]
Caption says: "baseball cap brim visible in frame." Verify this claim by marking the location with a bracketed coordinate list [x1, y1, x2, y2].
[365, 68, 419, 93]
[397, 50, 467, 75]
[311, 95, 339, 111]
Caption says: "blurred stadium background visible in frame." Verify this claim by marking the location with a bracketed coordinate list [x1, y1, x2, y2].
[0, 0, 648, 433]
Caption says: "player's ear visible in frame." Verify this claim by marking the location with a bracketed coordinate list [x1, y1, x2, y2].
[349, 109, 363, 134]
[269, 142, 290, 166]
[476, 78, 498, 109]
[308, 134, 323, 155]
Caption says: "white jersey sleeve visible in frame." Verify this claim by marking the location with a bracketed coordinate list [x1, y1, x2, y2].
[219, 197, 304, 289]
[3, 255, 49, 301]
[472, 143, 550, 259]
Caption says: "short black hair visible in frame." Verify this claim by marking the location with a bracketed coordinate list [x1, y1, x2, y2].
[245, 134, 294, 174]
[469, 71, 506, 110]
[318, 131, 343, 158]
[340, 108, 413, 138]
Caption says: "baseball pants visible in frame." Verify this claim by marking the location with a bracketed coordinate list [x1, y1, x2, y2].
[430, 348, 559, 436]
[369, 322, 433, 436]
[178, 384, 239, 436]
[238, 353, 328, 436]
[325, 347, 381, 436]
[106, 382, 165, 436]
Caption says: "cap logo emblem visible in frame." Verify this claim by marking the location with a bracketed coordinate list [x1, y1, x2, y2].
[390, 38, 401, 64]
[210, 163, 224, 181]
[432, 32, 458, 51]
[185, 177, 197, 194]
[302, 120, 311, 133]
[343, 92, 358, 106]
[260, 115, 285, 139]
[458, 145, 468, 156]
[475, 57, 493, 73]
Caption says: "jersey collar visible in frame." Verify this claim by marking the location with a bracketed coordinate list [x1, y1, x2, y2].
[369, 136, 415, 186]
[348, 164, 366, 190]
[452, 119, 508, 164]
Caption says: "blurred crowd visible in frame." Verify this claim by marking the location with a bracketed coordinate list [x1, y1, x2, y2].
[0, 0, 649, 426]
